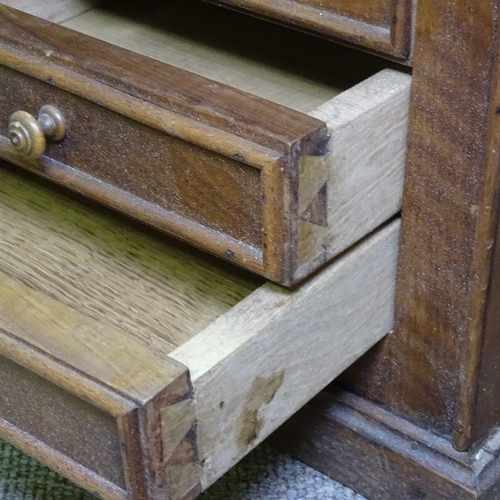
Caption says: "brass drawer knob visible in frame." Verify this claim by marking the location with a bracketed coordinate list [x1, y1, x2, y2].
[8, 105, 66, 160]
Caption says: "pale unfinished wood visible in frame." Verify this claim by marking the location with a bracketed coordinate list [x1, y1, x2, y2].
[61, 4, 344, 114]
[170, 219, 400, 488]
[0, 0, 100, 22]
[296, 69, 410, 281]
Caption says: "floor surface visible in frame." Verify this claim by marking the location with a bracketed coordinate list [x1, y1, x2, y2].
[0, 438, 366, 499]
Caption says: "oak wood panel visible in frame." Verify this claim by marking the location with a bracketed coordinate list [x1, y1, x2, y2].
[339, 0, 500, 451]
[62, 0, 348, 114]
[171, 220, 400, 488]
[204, 0, 413, 60]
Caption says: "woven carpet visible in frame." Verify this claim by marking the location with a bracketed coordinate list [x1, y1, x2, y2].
[0, 438, 366, 499]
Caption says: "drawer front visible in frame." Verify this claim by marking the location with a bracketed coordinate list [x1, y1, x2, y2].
[205, 0, 414, 60]
[0, 355, 126, 490]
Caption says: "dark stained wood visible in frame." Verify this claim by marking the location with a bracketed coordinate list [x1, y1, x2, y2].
[272, 388, 500, 500]
[338, 0, 500, 451]
[0, 355, 126, 488]
[471, 188, 500, 444]
[204, 0, 414, 60]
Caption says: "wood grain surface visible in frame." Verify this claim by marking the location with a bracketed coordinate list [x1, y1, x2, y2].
[0, 159, 399, 498]
[0, 0, 100, 22]
[0, 164, 260, 354]
[0, 2, 328, 282]
[171, 219, 400, 489]
[0, 1, 409, 284]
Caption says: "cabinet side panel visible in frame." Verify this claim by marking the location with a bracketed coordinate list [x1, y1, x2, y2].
[340, 0, 500, 450]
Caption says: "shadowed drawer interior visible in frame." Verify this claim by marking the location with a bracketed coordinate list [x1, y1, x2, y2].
[0, 162, 399, 500]
[202, 0, 414, 60]
[0, 0, 410, 285]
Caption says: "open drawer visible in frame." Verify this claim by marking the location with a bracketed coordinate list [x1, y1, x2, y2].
[0, 0, 410, 285]
[0, 163, 399, 500]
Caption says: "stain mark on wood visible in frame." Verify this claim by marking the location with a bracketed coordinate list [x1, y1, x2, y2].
[238, 370, 285, 451]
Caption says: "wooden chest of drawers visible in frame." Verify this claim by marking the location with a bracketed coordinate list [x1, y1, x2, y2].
[0, 1, 416, 499]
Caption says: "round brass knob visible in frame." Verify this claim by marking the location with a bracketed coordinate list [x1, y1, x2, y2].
[8, 105, 66, 160]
